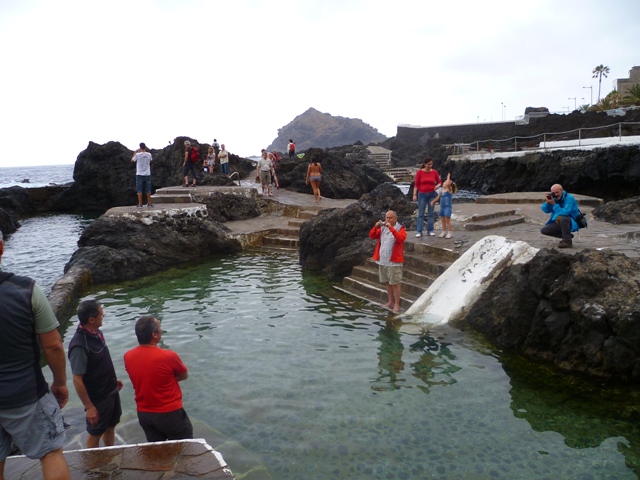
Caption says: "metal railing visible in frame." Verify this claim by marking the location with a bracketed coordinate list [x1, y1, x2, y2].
[460, 121, 640, 153]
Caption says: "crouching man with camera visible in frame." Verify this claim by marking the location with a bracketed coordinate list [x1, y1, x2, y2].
[540, 184, 580, 249]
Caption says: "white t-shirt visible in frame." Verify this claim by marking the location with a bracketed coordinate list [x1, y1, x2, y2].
[133, 151, 152, 176]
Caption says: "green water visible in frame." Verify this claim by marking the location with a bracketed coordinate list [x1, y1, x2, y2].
[57, 249, 640, 479]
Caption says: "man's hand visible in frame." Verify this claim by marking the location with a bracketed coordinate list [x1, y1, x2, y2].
[51, 383, 69, 409]
[85, 405, 99, 426]
[117, 379, 124, 391]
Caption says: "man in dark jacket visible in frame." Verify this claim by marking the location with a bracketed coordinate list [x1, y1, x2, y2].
[0, 229, 70, 479]
[69, 299, 123, 448]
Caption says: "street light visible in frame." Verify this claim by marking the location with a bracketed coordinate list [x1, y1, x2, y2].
[501, 102, 506, 121]
[583, 86, 593, 105]
[568, 97, 576, 111]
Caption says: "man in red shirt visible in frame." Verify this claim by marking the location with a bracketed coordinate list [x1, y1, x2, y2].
[123, 316, 193, 442]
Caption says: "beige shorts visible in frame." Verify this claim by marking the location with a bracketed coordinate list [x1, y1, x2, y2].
[260, 171, 271, 186]
[379, 265, 403, 285]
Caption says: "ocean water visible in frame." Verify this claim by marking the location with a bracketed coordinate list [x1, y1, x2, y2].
[0, 164, 74, 189]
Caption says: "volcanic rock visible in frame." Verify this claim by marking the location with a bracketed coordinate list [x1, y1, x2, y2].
[457, 248, 640, 381]
[65, 207, 241, 284]
[592, 196, 640, 223]
[276, 147, 393, 200]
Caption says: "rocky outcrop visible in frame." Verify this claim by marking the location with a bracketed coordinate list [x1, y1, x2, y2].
[592, 196, 640, 223]
[53, 138, 255, 213]
[456, 248, 640, 381]
[0, 187, 36, 235]
[299, 183, 415, 279]
[437, 145, 640, 201]
[190, 189, 263, 223]
[65, 207, 241, 284]
[268, 107, 387, 153]
[276, 147, 393, 200]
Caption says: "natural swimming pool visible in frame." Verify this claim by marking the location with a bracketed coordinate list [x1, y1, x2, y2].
[50, 248, 640, 479]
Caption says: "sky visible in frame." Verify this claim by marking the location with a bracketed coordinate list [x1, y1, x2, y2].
[1, 0, 639, 167]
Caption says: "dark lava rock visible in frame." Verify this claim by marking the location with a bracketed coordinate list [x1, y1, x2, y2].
[190, 190, 263, 223]
[592, 196, 640, 224]
[276, 147, 393, 200]
[65, 209, 241, 284]
[0, 187, 37, 236]
[299, 183, 415, 280]
[53, 137, 256, 213]
[457, 248, 640, 381]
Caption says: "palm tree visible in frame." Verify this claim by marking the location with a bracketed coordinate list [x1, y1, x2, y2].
[623, 84, 640, 106]
[592, 65, 610, 103]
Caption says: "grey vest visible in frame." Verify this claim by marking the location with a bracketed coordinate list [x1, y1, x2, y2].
[0, 272, 49, 408]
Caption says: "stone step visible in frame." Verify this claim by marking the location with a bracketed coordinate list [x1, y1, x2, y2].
[262, 234, 299, 248]
[150, 194, 193, 204]
[288, 219, 305, 228]
[466, 209, 517, 222]
[410, 242, 460, 263]
[274, 227, 300, 236]
[464, 214, 525, 231]
[351, 265, 436, 298]
[365, 253, 451, 277]
[298, 210, 318, 220]
[338, 278, 416, 311]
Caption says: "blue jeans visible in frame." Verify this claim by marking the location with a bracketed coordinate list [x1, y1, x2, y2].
[220, 162, 229, 175]
[417, 191, 437, 234]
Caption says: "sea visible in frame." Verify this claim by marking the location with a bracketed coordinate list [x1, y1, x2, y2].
[0, 163, 75, 189]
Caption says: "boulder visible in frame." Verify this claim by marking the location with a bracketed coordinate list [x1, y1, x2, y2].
[65, 207, 241, 284]
[276, 147, 393, 200]
[457, 248, 640, 381]
[53, 137, 256, 213]
[592, 196, 640, 223]
[0, 187, 37, 236]
[299, 183, 415, 280]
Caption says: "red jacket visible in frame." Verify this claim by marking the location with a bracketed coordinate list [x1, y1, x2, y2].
[369, 224, 406, 263]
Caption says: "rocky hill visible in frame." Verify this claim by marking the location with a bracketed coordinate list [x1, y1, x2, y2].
[267, 108, 387, 152]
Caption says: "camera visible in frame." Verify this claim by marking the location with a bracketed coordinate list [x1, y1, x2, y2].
[546, 193, 555, 200]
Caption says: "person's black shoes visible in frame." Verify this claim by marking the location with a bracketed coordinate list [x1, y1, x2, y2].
[558, 240, 573, 249]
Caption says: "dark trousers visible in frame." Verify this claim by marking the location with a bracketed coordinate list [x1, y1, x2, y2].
[540, 216, 573, 242]
[137, 408, 193, 442]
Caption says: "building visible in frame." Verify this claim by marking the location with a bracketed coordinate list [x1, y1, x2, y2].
[617, 66, 640, 97]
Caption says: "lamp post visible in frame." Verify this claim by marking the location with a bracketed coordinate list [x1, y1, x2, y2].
[583, 86, 593, 105]
[501, 102, 506, 121]
[568, 97, 576, 111]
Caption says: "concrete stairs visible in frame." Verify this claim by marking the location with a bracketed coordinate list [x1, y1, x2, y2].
[151, 186, 196, 204]
[382, 167, 415, 183]
[335, 243, 458, 311]
[463, 209, 525, 231]
[260, 208, 321, 250]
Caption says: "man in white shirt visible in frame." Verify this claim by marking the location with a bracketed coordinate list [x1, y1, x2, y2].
[131, 142, 153, 208]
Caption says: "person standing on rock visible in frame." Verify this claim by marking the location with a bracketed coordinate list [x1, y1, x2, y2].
[212, 139, 220, 163]
[541, 183, 580, 248]
[182, 140, 198, 187]
[0, 228, 71, 480]
[305, 157, 323, 203]
[257, 150, 275, 196]
[218, 144, 229, 175]
[287, 139, 296, 159]
[131, 142, 153, 208]
[124, 316, 193, 442]
[412, 157, 441, 238]
[369, 211, 406, 313]
[68, 299, 124, 449]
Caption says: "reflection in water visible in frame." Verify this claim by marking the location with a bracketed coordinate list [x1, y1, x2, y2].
[502, 352, 640, 476]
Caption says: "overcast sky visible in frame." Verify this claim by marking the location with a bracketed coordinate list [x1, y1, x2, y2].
[1, 0, 639, 167]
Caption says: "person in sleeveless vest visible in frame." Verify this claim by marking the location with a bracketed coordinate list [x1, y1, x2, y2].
[0, 228, 71, 480]
[68, 299, 124, 448]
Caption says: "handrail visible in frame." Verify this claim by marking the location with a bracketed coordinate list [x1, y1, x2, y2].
[467, 121, 640, 152]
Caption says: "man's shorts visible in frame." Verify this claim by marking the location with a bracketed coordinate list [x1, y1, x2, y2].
[87, 392, 122, 437]
[183, 162, 197, 178]
[137, 408, 193, 442]
[136, 175, 152, 194]
[260, 171, 271, 186]
[0, 391, 66, 461]
[379, 265, 403, 285]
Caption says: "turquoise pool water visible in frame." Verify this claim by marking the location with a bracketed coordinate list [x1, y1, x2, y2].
[54, 249, 640, 479]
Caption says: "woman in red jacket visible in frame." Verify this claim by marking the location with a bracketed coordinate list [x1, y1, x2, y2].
[412, 157, 441, 237]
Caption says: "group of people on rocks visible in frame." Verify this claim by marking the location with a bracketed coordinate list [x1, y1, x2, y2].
[370, 155, 582, 314]
[182, 139, 230, 187]
[0, 232, 194, 479]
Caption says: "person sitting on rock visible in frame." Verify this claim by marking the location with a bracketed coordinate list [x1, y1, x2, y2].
[540, 183, 580, 248]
